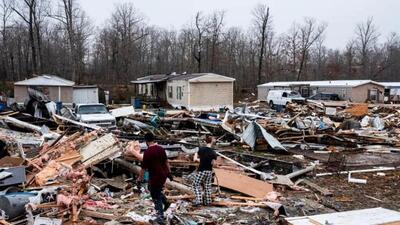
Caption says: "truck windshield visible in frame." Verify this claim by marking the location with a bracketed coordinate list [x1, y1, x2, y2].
[77, 105, 108, 114]
[288, 91, 302, 97]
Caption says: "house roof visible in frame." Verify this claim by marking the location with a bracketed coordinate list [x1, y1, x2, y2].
[14, 74, 75, 87]
[73, 85, 98, 89]
[379, 82, 400, 88]
[258, 80, 384, 88]
[132, 73, 235, 84]
[168, 73, 236, 82]
[130, 74, 170, 84]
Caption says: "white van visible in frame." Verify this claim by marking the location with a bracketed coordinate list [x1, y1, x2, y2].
[266, 90, 305, 107]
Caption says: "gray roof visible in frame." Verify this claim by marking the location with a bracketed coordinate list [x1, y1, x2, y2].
[15, 74, 75, 87]
[258, 80, 383, 88]
[380, 82, 400, 88]
[167, 73, 207, 81]
[131, 73, 235, 83]
[130, 74, 170, 84]
[168, 73, 236, 82]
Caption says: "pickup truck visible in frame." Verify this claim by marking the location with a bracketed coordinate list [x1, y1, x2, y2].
[74, 103, 116, 129]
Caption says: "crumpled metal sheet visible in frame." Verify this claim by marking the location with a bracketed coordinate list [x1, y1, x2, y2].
[242, 121, 286, 151]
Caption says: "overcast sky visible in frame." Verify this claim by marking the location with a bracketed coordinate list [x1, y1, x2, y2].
[79, 0, 399, 49]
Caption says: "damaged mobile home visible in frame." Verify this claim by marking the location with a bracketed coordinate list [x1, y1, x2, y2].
[1, 75, 400, 224]
[132, 73, 235, 111]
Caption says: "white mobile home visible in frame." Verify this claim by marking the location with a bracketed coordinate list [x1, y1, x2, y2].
[258, 80, 385, 103]
[166, 73, 235, 111]
[14, 75, 75, 104]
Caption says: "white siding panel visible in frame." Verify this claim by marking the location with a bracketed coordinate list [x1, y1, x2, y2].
[189, 82, 233, 111]
[73, 88, 99, 104]
[166, 80, 189, 109]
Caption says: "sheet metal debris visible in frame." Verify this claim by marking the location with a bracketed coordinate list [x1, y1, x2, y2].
[0, 98, 398, 224]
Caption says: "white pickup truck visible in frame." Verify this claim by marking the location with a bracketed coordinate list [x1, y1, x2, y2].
[74, 103, 116, 129]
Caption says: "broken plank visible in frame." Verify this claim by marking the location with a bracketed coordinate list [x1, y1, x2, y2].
[214, 168, 273, 198]
[230, 196, 264, 202]
[212, 201, 268, 208]
[53, 114, 101, 130]
[295, 179, 332, 196]
[81, 209, 117, 220]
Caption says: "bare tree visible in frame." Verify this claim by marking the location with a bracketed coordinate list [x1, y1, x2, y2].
[207, 11, 224, 72]
[12, 0, 39, 75]
[50, 0, 92, 82]
[344, 40, 356, 76]
[296, 18, 326, 80]
[355, 17, 379, 76]
[193, 12, 209, 73]
[252, 3, 271, 84]
[284, 25, 299, 79]
[0, 0, 13, 78]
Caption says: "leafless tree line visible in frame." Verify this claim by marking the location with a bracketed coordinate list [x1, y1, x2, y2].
[1, 1, 400, 92]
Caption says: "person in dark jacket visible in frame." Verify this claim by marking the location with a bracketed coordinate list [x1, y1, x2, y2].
[138, 133, 171, 224]
[192, 136, 218, 206]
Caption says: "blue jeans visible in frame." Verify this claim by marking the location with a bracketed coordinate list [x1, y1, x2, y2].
[149, 185, 168, 223]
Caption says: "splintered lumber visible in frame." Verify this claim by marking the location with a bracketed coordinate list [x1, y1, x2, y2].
[295, 179, 332, 196]
[344, 103, 368, 117]
[81, 209, 117, 221]
[230, 196, 264, 202]
[1, 116, 59, 138]
[53, 114, 101, 130]
[214, 168, 273, 198]
[80, 133, 120, 167]
[113, 158, 192, 194]
[216, 151, 273, 180]
[167, 194, 218, 200]
[212, 201, 268, 208]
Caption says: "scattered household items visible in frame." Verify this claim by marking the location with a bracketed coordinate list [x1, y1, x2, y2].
[0, 99, 399, 224]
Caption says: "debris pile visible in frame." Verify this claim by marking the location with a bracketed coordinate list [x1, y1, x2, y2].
[0, 100, 400, 224]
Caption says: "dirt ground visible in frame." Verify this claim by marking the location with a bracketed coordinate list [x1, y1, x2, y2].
[281, 169, 400, 219]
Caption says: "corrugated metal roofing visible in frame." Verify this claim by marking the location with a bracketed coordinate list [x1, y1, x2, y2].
[14, 74, 75, 87]
[258, 80, 383, 88]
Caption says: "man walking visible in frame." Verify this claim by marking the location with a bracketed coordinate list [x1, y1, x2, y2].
[192, 136, 218, 206]
[138, 133, 171, 224]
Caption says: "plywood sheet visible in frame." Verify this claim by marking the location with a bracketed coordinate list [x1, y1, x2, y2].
[214, 168, 273, 198]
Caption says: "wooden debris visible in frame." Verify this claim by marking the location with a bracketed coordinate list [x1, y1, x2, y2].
[81, 209, 117, 221]
[214, 168, 273, 198]
[295, 179, 332, 196]
[344, 103, 368, 117]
